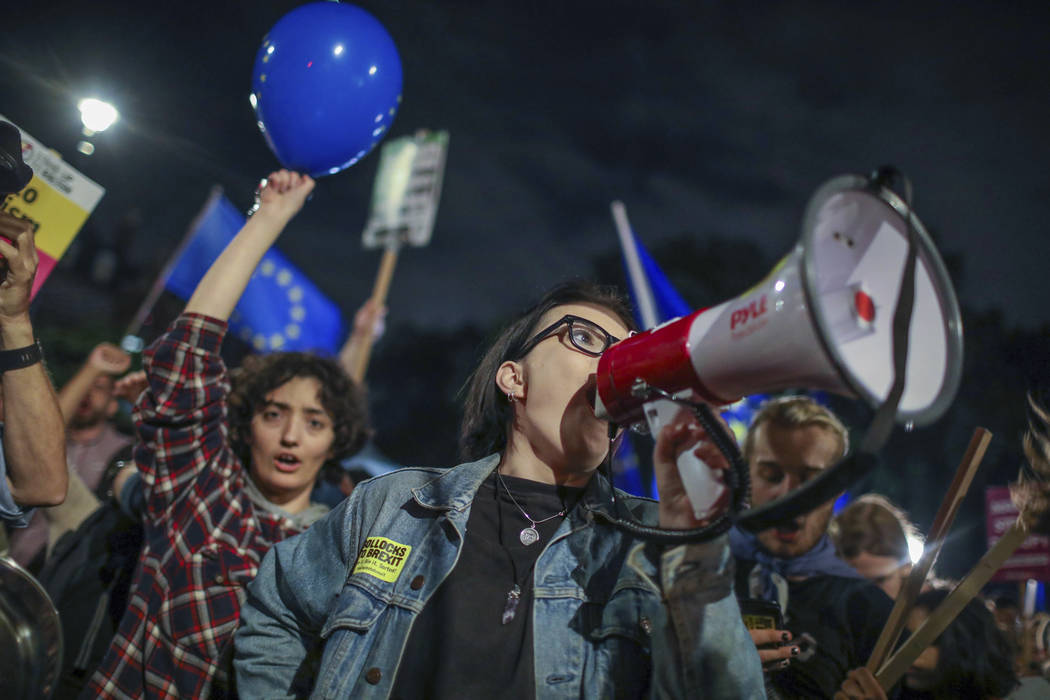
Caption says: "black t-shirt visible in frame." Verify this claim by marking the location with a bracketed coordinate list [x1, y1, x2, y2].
[735, 561, 894, 699]
[391, 471, 585, 699]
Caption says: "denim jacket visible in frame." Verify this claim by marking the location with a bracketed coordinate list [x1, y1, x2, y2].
[235, 455, 764, 699]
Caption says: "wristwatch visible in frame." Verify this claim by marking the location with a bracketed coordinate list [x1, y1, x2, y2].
[0, 340, 42, 372]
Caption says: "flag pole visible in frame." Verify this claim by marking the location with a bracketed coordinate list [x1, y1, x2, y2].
[122, 185, 224, 344]
[611, 201, 658, 330]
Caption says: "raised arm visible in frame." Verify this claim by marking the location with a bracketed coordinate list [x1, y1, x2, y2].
[133, 171, 314, 515]
[185, 170, 314, 321]
[337, 298, 386, 381]
[0, 218, 67, 507]
[57, 342, 130, 427]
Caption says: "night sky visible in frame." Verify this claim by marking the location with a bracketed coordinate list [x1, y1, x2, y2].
[5, 0, 1049, 333]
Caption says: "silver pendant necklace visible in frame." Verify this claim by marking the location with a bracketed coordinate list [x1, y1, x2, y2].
[496, 469, 566, 546]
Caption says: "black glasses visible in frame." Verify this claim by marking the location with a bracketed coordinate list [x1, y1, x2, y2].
[517, 315, 621, 359]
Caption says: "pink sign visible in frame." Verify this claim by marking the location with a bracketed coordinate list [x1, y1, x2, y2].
[985, 486, 1050, 582]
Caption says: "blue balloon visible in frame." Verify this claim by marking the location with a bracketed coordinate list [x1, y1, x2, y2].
[251, 2, 402, 177]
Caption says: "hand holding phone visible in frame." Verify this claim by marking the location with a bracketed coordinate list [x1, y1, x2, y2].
[740, 598, 798, 672]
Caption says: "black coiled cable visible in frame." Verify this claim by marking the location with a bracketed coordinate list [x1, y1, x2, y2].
[593, 394, 751, 544]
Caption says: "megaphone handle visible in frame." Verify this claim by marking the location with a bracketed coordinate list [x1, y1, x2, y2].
[643, 399, 726, 520]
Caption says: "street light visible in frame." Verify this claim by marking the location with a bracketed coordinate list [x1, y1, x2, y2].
[77, 98, 118, 157]
[78, 98, 119, 135]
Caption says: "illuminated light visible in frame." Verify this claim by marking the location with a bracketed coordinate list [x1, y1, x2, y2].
[260, 74, 267, 83]
[253, 334, 267, 351]
[372, 126, 385, 137]
[120, 335, 144, 353]
[262, 54, 270, 64]
[256, 120, 267, 133]
[266, 45, 275, 55]
[908, 536, 924, 564]
[285, 324, 301, 339]
[774, 279, 785, 293]
[389, 107, 395, 116]
[249, 93, 258, 108]
[78, 98, 119, 134]
[269, 334, 285, 349]
[368, 65, 377, 75]
[76, 140, 95, 156]
[290, 306, 306, 322]
[328, 166, 340, 175]
[374, 114, 383, 123]
[334, 44, 344, 56]
[307, 61, 313, 68]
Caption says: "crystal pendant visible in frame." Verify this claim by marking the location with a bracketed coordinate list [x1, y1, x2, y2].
[502, 584, 521, 624]
[519, 526, 540, 546]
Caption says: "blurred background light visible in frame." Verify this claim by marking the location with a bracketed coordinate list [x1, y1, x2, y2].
[78, 98, 119, 135]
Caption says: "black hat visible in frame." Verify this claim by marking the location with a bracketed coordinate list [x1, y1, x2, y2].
[0, 122, 34, 196]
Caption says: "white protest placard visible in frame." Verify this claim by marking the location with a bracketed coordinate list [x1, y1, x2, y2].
[362, 130, 448, 249]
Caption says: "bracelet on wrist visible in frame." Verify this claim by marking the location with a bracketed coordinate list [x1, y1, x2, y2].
[0, 339, 43, 372]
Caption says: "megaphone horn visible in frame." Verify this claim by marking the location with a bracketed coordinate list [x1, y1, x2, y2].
[597, 173, 963, 427]
[594, 171, 963, 526]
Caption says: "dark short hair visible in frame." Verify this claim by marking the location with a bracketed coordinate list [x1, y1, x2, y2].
[228, 352, 370, 470]
[914, 587, 1018, 700]
[459, 280, 636, 461]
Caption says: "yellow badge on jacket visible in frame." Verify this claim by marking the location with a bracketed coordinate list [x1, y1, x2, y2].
[353, 536, 412, 583]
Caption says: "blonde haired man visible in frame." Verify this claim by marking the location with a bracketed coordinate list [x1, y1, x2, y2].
[731, 395, 893, 698]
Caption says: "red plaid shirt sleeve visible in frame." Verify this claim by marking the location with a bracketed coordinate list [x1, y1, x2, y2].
[134, 312, 234, 518]
[87, 313, 302, 700]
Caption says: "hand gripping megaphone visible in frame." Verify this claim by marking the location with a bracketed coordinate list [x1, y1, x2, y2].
[593, 170, 963, 539]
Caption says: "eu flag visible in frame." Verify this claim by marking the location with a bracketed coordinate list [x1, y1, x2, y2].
[612, 202, 767, 496]
[625, 233, 692, 324]
[165, 191, 346, 354]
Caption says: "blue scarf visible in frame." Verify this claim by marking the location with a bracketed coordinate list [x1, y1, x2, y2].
[729, 526, 861, 603]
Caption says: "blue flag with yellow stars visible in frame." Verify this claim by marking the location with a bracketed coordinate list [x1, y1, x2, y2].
[165, 191, 345, 354]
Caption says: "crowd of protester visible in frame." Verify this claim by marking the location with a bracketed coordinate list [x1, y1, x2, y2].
[4, 118, 1050, 699]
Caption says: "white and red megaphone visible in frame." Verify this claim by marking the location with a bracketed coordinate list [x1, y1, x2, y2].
[595, 173, 964, 521]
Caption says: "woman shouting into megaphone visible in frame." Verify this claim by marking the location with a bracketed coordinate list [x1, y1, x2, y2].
[235, 281, 764, 699]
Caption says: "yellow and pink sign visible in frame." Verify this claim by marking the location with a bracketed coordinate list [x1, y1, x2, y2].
[0, 114, 105, 298]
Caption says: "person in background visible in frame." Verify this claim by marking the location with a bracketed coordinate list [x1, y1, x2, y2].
[85, 170, 370, 698]
[836, 587, 1039, 699]
[730, 395, 895, 698]
[832, 493, 921, 600]
[8, 341, 137, 570]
